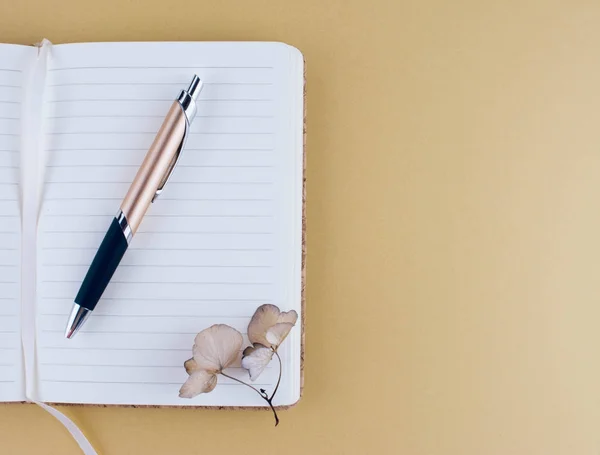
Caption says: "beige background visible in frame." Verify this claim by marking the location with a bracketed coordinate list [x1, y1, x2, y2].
[1, 0, 600, 454]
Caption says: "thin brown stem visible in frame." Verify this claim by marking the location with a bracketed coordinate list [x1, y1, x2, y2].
[220, 372, 265, 398]
[220, 371, 279, 426]
[267, 400, 280, 426]
[270, 350, 283, 401]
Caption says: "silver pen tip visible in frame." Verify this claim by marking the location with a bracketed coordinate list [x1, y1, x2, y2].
[65, 304, 92, 339]
[186, 75, 203, 101]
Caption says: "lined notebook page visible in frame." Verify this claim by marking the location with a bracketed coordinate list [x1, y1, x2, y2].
[37, 43, 303, 406]
[0, 45, 33, 402]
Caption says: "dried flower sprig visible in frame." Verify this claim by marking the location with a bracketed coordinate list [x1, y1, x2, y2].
[179, 304, 298, 426]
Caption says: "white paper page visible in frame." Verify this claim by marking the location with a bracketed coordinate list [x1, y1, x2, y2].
[37, 42, 303, 406]
[0, 44, 35, 402]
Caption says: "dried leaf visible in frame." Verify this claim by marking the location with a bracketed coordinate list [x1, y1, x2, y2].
[266, 322, 295, 347]
[248, 304, 298, 349]
[184, 358, 199, 374]
[241, 344, 273, 381]
[192, 324, 244, 373]
[179, 370, 218, 398]
[180, 324, 244, 399]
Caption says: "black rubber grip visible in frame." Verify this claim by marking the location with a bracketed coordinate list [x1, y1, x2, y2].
[75, 217, 128, 311]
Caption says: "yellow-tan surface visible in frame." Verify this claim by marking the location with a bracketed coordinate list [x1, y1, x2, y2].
[1, 1, 600, 454]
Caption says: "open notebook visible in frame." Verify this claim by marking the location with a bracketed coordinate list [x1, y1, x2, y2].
[0, 41, 304, 407]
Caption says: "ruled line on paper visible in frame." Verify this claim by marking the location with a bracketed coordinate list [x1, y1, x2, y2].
[40, 346, 192, 352]
[48, 81, 274, 87]
[42, 229, 273, 233]
[39, 313, 255, 319]
[41, 330, 249, 336]
[41, 297, 265, 303]
[49, 66, 274, 71]
[43, 181, 274, 185]
[47, 114, 275, 119]
[42, 214, 273, 218]
[41, 280, 272, 285]
[41, 246, 273, 251]
[40, 363, 267, 370]
[45, 132, 274, 135]
[44, 147, 274, 152]
[40, 264, 273, 268]
[44, 165, 274, 169]
[40, 379, 271, 386]
[42, 200, 272, 205]
[47, 98, 273, 103]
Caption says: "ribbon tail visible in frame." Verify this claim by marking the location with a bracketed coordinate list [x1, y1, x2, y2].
[35, 402, 98, 455]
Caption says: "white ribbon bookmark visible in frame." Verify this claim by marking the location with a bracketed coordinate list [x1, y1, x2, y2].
[34, 402, 99, 455]
[20, 39, 98, 455]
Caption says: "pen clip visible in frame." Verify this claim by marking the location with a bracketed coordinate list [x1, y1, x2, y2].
[152, 75, 202, 203]
[151, 121, 187, 202]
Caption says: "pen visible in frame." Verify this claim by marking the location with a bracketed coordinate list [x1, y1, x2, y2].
[65, 75, 203, 339]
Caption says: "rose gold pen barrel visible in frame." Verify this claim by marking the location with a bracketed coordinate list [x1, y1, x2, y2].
[121, 75, 203, 234]
[120, 102, 186, 233]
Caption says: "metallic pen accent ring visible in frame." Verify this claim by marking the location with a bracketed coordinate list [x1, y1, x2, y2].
[116, 209, 133, 244]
